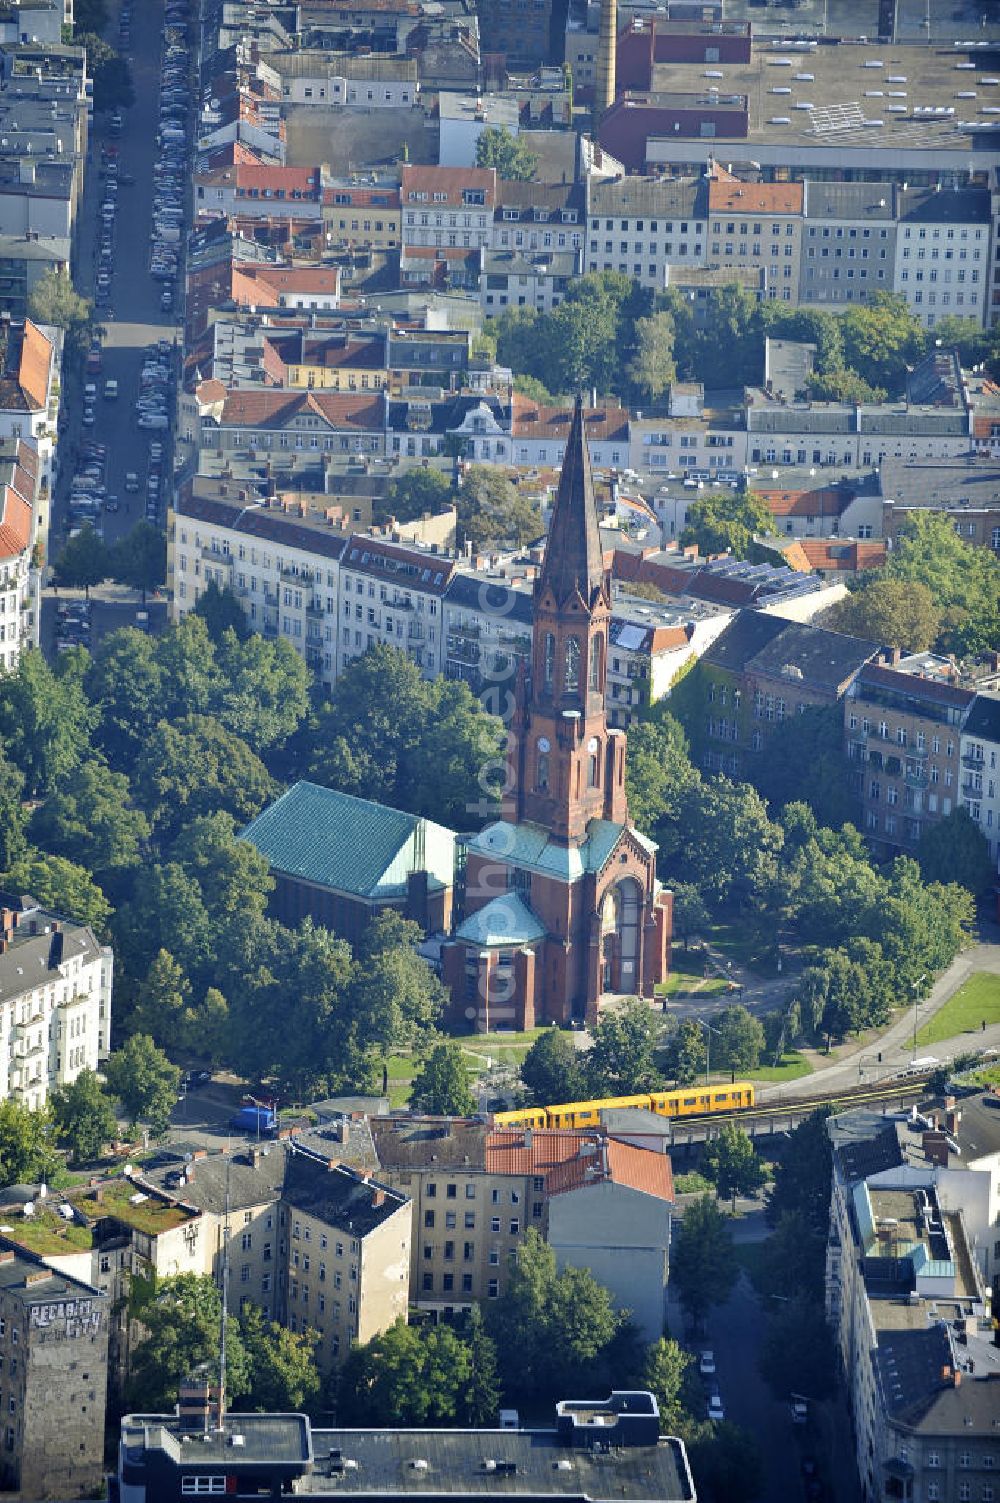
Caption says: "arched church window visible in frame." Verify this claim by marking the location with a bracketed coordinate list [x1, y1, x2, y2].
[564, 635, 581, 692]
[589, 635, 602, 692]
[544, 632, 555, 687]
[587, 735, 600, 787]
[536, 737, 550, 791]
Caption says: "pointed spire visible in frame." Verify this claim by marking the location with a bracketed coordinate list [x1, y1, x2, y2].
[539, 393, 605, 609]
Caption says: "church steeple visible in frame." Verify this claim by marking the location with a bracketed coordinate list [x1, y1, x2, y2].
[537, 394, 607, 612]
[503, 394, 628, 845]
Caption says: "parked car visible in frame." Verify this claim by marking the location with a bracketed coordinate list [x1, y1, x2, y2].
[706, 1391, 724, 1422]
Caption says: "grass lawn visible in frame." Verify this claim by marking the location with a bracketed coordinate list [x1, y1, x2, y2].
[382, 1028, 550, 1109]
[656, 962, 731, 1000]
[748, 1051, 812, 1085]
[673, 1171, 715, 1196]
[916, 972, 1000, 1046]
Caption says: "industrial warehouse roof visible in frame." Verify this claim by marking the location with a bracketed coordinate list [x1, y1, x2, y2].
[240, 781, 455, 898]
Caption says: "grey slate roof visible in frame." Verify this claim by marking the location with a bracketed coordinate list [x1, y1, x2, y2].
[281, 1145, 407, 1237]
[963, 695, 1000, 745]
[0, 895, 104, 1007]
[744, 619, 877, 691]
[701, 610, 786, 673]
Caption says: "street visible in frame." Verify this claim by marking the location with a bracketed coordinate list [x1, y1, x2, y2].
[44, 0, 182, 652]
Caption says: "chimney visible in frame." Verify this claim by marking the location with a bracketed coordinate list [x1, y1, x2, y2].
[922, 1130, 949, 1167]
[372, 1189, 386, 1208]
[594, 0, 617, 130]
[523, 1126, 533, 1150]
[882, 646, 903, 666]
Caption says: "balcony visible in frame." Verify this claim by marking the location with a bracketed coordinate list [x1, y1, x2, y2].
[306, 599, 323, 617]
[962, 752, 985, 771]
[262, 622, 278, 640]
[903, 767, 927, 788]
[962, 780, 983, 799]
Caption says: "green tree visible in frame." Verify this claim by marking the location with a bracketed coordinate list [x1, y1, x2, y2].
[410, 1041, 476, 1115]
[111, 862, 214, 997]
[690, 1422, 763, 1503]
[1, 849, 110, 931]
[587, 998, 661, 1095]
[626, 312, 677, 402]
[918, 807, 993, 896]
[214, 632, 311, 753]
[746, 704, 858, 829]
[765, 1107, 832, 1237]
[133, 714, 276, 840]
[28, 758, 148, 878]
[380, 468, 452, 525]
[0, 1100, 58, 1188]
[701, 1123, 766, 1209]
[128, 1274, 250, 1413]
[930, 314, 987, 367]
[475, 125, 537, 180]
[520, 1028, 587, 1105]
[713, 1005, 765, 1077]
[759, 1296, 835, 1401]
[680, 491, 772, 561]
[87, 627, 165, 771]
[457, 465, 543, 549]
[825, 576, 940, 652]
[193, 580, 249, 642]
[225, 920, 360, 1101]
[0, 745, 27, 870]
[77, 33, 135, 110]
[670, 882, 710, 951]
[104, 1034, 180, 1136]
[306, 645, 503, 829]
[677, 777, 783, 910]
[0, 648, 95, 795]
[688, 284, 764, 389]
[170, 813, 274, 936]
[662, 1019, 707, 1086]
[462, 1306, 501, 1425]
[153, 614, 223, 722]
[671, 1194, 737, 1327]
[643, 1338, 692, 1432]
[839, 292, 925, 396]
[804, 368, 886, 404]
[624, 708, 698, 863]
[27, 268, 95, 356]
[348, 912, 447, 1054]
[131, 950, 191, 1053]
[110, 521, 166, 602]
[486, 1229, 621, 1400]
[882, 510, 1000, 656]
[50, 1070, 118, 1164]
[53, 524, 110, 597]
[238, 1304, 321, 1413]
[338, 1317, 474, 1424]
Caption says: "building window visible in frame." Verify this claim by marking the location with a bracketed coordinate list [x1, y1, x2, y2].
[488, 1279, 499, 1297]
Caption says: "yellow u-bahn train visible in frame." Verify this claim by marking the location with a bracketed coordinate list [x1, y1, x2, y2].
[494, 1082, 756, 1130]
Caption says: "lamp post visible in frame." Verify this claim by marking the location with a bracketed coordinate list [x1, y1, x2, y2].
[697, 1018, 720, 1087]
[911, 973, 928, 1060]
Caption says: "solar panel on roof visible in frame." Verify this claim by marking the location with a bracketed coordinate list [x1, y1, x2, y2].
[616, 624, 646, 651]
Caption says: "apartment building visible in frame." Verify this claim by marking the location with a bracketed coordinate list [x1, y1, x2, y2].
[195, 165, 324, 222]
[321, 178, 402, 252]
[262, 50, 417, 110]
[879, 455, 1000, 555]
[0, 439, 40, 668]
[894, 187, 991, 330]
[337, 531, 454, 676]
[960, 694, 1000, 887]
[0, 895, 112, 1113]
[369, 1119, 674, 1341]
[479, 249, 578, 313]
[199, 388, 386, 461]
[492, 180, 585, 257]
[273, 328, 389, 392]
[0, 1244, 108, 1500]
[400, 166, 497, 254]
[585, 175, 707, 289]
[71, 1141, 410, 1379]
[0, 315, 61, 499]
[706, 175, 803, 303]
[685, 610, 877, 776]
[826, 1104, 1000, 1503]
[511, 396, 631, 469]
[799, 181, 896, 309]
[0, 233, 70, 321]
[845, 655, 976, 856]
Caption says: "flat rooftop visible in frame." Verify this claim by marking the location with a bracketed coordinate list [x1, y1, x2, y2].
[646, 39, 1000, 161]
[299, 1427, 695, 1500]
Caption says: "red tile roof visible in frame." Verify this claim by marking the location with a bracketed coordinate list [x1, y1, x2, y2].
[401, 164, 496, 208]
[512, 395, 630, 443]
[794, 538, 886, 572]
[485, 1129, 673, 1201]
[708, 180, 803, 215]
[758, 486, 848, 519]
[0, 484, 32, 561]
[217, 388, 383, 430]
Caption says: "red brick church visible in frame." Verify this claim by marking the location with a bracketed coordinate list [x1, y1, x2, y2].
[442, 396, 672, 1030]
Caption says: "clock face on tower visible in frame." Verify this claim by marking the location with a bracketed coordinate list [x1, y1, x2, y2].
[538, 737, 551, 753]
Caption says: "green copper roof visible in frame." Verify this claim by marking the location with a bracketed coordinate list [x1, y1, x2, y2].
[454, 893, 547, 949]
[241, 781, 455, 899]
[467, 818, 646, 882]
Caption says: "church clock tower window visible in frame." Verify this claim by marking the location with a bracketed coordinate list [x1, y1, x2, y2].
[544, 632, 555, 687]
[565, 636, 581, 693]
[587, 737, 600, 787]
[536, 739, 550, 790]
[589, 636, 602, 691]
